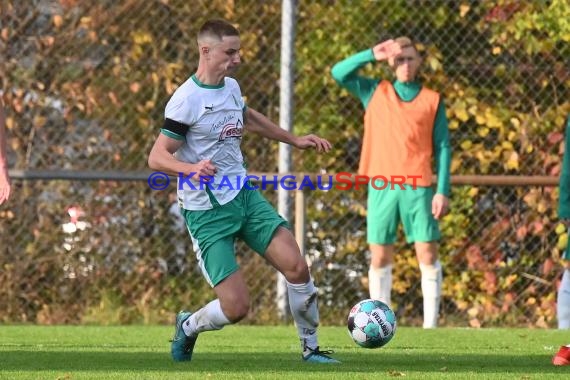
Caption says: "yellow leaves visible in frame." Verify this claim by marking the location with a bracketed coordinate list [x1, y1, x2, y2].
[136, 100, 156, 113]
[427, 56, 442, 72]
[559, 234, 568, 251]
[494, 64, 506, 77]
[80, 17, 92, 27]
[455, 300, 469, 311]
[475, 115, 486, 125]
[492, 46, 502, 55]
[510, 118, 521, 128]
[131, 31, 153, 45]
[344, 238, 361, 253]
[455, 108, 469, 122]
[129, 31, 154, 61]
[460, 140, 472, 150]
[459, 3, 470, 18]
[467, 306, 479, 318]
[450, 157, 463, 173]
[505, 151, 519, 170]
[555, 114, 567, 127]
[536, 199, 548, 214]
[484, 110, 503, 128]
[477, 127, 489, 137]
[315, 29, 325, 40]
[449, 99, 470, 122]
[504, 274, 518, 288]
[556, 223, 567, 234]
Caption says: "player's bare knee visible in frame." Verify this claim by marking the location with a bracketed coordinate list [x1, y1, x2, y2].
[419, 255, 438, 266]
[370, 256, 392, 268]
[222, 298, 250, 322]
[286, 259, 310, 283]
[415, 242, 438, 265]
[370, 244, 394, 268]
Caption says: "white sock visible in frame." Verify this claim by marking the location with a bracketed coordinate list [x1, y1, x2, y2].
[558, 269, 570, 329]
[287, 279, 319, 353]
[182, 299, 231, 337]
[420, 261, 442, 329]
[368, 265, 392, 306]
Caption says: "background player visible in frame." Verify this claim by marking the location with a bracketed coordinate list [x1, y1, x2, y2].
[331, 37, 452, 328]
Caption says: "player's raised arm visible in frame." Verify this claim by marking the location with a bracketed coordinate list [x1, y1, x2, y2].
[331, 39, 402, 109]
[244, 107, 331, 153]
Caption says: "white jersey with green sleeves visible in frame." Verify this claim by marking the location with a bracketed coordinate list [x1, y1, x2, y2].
[163, 75, 247, 210]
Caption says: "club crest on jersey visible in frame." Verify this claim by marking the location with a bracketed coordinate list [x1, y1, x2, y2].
[218, 119, 243, 141]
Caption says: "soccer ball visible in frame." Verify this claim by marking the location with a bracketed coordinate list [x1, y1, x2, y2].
[347, 299, 396, 349]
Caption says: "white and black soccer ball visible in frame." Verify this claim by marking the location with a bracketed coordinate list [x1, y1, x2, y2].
[347, 299, 397, 349]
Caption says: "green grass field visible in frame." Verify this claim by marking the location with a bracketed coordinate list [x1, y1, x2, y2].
[1, 325, 569, 379]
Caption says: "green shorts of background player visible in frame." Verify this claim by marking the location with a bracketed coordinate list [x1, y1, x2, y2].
[367, 180, 443, 329]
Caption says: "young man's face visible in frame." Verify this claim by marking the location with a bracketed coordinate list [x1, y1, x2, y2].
[205, 36, 241, 74]
[390, 46, 421, 83]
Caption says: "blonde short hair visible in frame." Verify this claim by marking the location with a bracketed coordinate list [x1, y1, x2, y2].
[394, 36, 417, 52]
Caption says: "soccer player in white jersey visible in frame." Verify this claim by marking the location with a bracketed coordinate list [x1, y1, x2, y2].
[148, 19, 339, 364]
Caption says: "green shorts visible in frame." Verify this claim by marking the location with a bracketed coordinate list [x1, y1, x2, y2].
[367, 180, 440, 244]
[181, 188, 289, 287]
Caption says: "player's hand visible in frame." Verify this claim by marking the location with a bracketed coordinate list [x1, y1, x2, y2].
[194, 159, 217, 181]
[0, 171, 10, 205]
[293, 135, 332, 153]
[432, 193, 449, 220]
[372, 39, 402, 62]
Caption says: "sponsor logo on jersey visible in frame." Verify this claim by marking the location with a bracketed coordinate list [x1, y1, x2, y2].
[218, 119, 243, 141]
